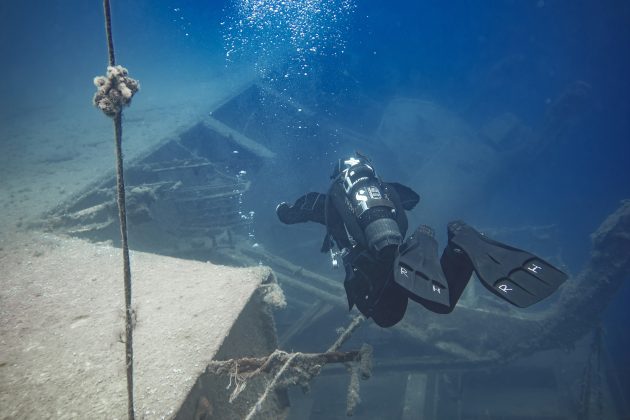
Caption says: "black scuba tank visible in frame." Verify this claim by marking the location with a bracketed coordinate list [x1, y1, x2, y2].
[328, 157, 403, 259]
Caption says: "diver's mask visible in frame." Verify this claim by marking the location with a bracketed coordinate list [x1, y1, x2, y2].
[332, 157, 403, 259]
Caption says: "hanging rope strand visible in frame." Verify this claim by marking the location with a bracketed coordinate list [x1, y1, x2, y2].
[96, 1, 139, 418]
[114, 111, 135, 420]
[103, 0, 116, 66]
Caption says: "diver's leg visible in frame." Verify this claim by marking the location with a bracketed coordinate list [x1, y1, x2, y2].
[343, 248, 408, 328]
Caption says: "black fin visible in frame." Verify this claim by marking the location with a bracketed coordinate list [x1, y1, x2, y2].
[393, 226, 450, 309]
[447, 221, 568, 308]
[387, 182, 420, 211]
[276, 192, 326, 225]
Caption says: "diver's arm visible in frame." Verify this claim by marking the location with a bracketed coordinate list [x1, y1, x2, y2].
[276, 192, 327, 225]
[386, 182, 420, 210]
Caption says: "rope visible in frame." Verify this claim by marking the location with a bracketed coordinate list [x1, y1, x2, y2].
[240, 315, 367, 419]
[103, 0, 116, 66]
[327, 315, 365, 352]
[96, 1, 138, 418]
[244, 352, 301, 420]
[114, 111, 135, 420]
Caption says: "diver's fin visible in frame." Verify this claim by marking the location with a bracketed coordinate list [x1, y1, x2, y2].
[387, 182, 420, 210]
[393, 225, 450, 309]
[276, 192, 326, 225]
[447, 221, 568, 308]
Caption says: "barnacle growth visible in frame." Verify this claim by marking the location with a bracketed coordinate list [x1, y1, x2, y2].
[93, 65, 140, 117]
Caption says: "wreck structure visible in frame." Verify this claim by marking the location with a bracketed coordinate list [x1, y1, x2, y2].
[40, 83, 630, 419]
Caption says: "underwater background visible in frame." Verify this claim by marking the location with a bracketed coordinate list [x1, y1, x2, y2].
[1, 0, 629, 418]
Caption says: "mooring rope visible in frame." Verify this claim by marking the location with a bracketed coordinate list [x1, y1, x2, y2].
[103, 0, 116, 67]
[244, 352, 301, 420]
[238, 315, 367, 419]
[95, 1, 139, 418]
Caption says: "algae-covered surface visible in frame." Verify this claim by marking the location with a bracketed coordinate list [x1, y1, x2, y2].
[0, 231, 273, 418]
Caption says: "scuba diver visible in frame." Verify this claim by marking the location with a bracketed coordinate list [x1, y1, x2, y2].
[276, 154, 568, 328]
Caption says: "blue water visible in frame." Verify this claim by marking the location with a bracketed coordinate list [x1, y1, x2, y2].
[1, 0, 629, 418]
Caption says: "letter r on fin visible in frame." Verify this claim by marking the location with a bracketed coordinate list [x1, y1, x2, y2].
[498, 284, 512, 293]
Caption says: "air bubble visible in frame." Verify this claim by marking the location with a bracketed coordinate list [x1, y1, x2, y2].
[222, 0, 356, 77]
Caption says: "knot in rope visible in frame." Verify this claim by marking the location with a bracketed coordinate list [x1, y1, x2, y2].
[93, 65, 139, 117]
